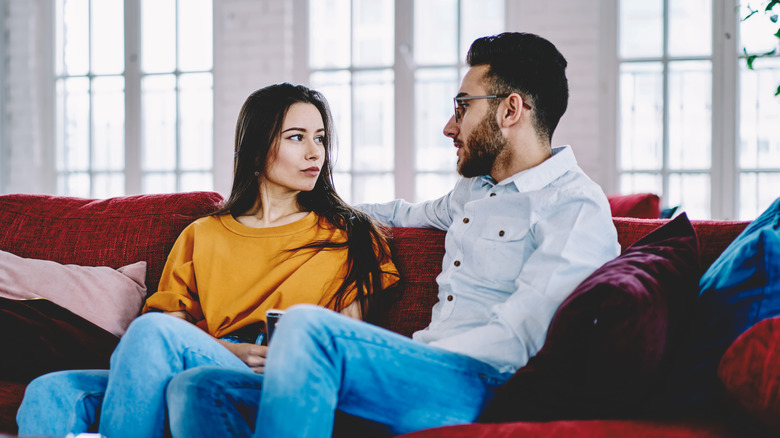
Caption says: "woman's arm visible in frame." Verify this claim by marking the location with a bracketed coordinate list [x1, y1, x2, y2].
[340, 300, 363, 320]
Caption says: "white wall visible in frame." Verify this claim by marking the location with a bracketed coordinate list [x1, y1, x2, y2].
[0, 0, 615, 196]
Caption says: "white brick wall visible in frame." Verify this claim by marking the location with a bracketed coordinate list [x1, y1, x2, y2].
[1, 0, 615, 196]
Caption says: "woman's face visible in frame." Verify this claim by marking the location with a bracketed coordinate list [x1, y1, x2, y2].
[262, 102, 326, 194]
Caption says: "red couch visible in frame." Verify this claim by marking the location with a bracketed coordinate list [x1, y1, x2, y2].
[0, 192, 770, 436]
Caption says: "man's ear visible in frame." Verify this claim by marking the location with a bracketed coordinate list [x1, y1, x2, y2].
[499, 93, 527, 128]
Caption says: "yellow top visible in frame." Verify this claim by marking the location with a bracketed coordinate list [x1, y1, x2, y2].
[143, 212, 399, 338]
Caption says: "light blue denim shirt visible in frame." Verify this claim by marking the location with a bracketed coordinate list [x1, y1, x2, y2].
[358, 146, 620, 374]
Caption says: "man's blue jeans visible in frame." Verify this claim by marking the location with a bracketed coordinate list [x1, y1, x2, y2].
[16, 312, 251, 437]
[168, 305, 513, 437]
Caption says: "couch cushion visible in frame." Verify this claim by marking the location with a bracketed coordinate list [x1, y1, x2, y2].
[0, 192, 223, 295]
[0, 250, 146, 336]
[719, 316, 780, 434]
[607, 193, 661, 218]
[479, 214, 701, 422]
[665, 197, 780, 410]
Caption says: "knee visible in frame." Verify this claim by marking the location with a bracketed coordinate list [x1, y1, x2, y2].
[123, 312, 179, 340]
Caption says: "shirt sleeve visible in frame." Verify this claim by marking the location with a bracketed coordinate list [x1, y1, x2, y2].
[429, 193, 620, 372]
[142, 224, 205, 321]
[357, 185, 459, 230]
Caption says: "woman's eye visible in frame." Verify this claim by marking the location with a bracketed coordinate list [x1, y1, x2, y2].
[287, 134, 303, 141]
[314, 136, 325, 144]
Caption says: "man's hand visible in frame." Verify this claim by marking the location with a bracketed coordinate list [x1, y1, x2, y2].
[218, 339, 268, 373]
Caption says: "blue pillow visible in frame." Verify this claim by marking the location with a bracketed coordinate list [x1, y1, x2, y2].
[663, 197, 780, 411]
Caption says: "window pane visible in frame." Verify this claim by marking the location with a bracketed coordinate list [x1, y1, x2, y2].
[415, 0, 458, 66]
[57, 0, 89, 76]
[416, 173, 459, 202]
[353, 173, 394, 203]
[619, 172, 662, 197]
[58, 77, 90, 171]
[333, 172, 352, 204]
[179, 0, 213, 71]
[61, 173, 91, 198]
[353, 0, 393, 67]
[92, 76, 125, 171]
[460, 0, 504, 54]
[739, 172, 780, 220]
[415, 68, 458, 171]
[181, 172, 213, 192]
[353, 70, 394, 171]
[309, 0, 350, 68]
[142, 0, 176, 73]
[619, 62, 663, 171]
[739, 57, 780, 169]
[179, 73, 213, 170]
[668, 0, 711, 57]
[740, 2, 780, 55]
[142, 75, 177, 171]
[311, 70, 352, 171]
[93, 173, 125, 198]
[669, 173, 711, 219]
[143, 173, 176, 194]
[668, 61, 711, 170]
[619, 0, 662, 58]
[91, 0, 124, 75]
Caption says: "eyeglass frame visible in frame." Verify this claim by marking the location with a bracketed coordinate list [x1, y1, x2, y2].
[453, 94, 532, 123]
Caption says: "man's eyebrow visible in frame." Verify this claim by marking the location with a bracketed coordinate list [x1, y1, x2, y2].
[455, 92, 468, 98]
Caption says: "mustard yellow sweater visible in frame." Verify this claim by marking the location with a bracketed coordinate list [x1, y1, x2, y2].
[143, 212, 399, 338]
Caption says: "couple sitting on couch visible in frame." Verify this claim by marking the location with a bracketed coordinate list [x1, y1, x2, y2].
[17, 32, 620, 438]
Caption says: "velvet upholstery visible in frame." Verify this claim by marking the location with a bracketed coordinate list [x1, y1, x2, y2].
[478, 214, 701, 422]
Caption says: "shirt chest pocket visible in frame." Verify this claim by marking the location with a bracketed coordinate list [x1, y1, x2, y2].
[473, 216, 531, 285]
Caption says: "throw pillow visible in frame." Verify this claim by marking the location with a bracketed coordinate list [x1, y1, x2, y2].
[718, 316, 780, 434]
[479, 213, 700, 422]
[0, 249, 146, 336]
[607, 193, 661, 219]
[0, 298, 119, 383]
[663, 197, 780, 411]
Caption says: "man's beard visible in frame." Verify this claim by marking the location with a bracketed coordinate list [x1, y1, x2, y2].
[457, 111, 510, 178]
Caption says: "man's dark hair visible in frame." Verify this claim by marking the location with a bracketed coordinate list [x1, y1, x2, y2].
[467, 32, 568, 143]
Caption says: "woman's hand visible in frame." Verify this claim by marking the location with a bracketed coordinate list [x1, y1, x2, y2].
[218, 339, 268, 373]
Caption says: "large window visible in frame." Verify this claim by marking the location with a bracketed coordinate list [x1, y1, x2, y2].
[54, 0, 213, 198]
[618, 0, 780, 220]
[307, 0, 504, 204]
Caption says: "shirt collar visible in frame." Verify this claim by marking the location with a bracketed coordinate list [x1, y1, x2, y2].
[488, 145, 577, 193]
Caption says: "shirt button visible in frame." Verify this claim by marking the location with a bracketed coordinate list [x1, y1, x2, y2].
[490, 193, 497, 197]
[463, 218, 470, 224]
[447, 295, 454, 301]
[454, 260, 461, 267]
[499, 230, 505, 237]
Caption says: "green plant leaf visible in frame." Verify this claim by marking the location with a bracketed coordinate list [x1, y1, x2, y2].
[776, 84, 780, 96]
[766, 0, 780, 12]
[775, 27, 780, 39]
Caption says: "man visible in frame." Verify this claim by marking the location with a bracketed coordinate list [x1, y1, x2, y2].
[166, 32, 620, 437]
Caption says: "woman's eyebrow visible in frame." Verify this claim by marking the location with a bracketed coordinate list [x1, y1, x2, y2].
[281, 127, 326, 133]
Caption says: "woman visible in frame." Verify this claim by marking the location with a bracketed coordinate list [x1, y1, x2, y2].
[16, 83, 399, 438]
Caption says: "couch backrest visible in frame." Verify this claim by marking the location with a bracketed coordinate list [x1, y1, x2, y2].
[377, 218, 750, 337]
[0, 192, 223, 294]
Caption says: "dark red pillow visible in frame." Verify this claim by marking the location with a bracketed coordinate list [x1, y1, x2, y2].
[479, 213, 700, 422]
[608, 193, 661, 219]
[718, 316, 780, 433]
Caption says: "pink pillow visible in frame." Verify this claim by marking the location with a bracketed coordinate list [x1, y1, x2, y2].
[718, 316, 780, 433]
[0, 249, 146, 336]
[607, 193, 661, 218]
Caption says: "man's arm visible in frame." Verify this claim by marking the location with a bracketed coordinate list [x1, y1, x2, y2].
[357, 179, 468, 230]
[429, 195, 620, 372]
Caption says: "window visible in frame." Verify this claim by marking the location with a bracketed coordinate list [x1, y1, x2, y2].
[54, 0, 213, 198]
[307, 0, 504, 204]
[618, 0, 780, 220]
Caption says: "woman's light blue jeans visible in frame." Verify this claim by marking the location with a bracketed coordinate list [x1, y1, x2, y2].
[167, 305, 513, 438]
[16, 312, 252, 437]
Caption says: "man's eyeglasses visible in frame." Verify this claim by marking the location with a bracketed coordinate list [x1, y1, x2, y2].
[453, 94, 532, 123]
